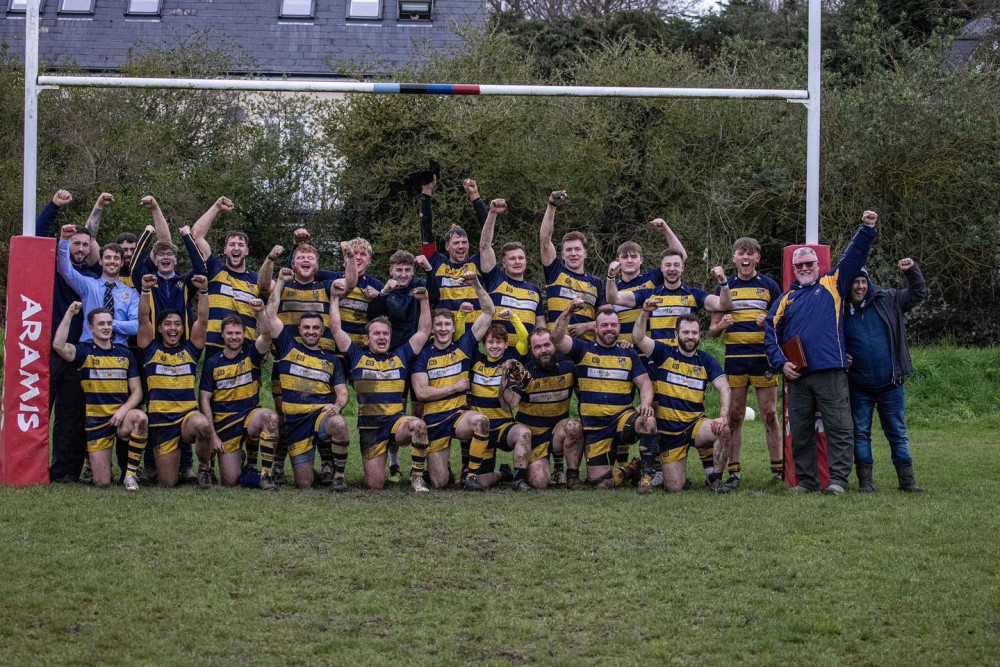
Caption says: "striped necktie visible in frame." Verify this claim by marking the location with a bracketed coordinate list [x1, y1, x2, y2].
[104, 282, 115, 312]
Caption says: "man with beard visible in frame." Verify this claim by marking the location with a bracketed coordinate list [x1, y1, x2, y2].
[540, 191, 605, 341]
[53, 302, 147, 491]
[137, 273, 219, 488]
[199, 301, 280, 489]
[551, 299, 655, 488]
[708, 237, 784, 489]
[500, 328, 582, 490]
[330, 284, 432, 491]
[417, 171, 485, 325]
[411, 271, 495, 490]
[633, 304, 733, 494]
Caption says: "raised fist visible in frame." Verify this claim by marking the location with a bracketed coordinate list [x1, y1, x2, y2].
[340, 242, 355, 258]
[179, 225, 191, 237]
[898, 258, 915, 272]
[548, 190, 568, 207]
[330, 279, 347, 297]
[414, 255, 432, 272]
[607, 260, 621, 278]
[68, 301, 83, 315]
[649, 218, 667, 231]
[293, 228, 311, 245]
[490, 198, 507, 214]
[190, 275, 208, 291]
[215, 197, 234, 212]
[52, 190, 73, 207]
[141, 274, 158, 290]
[383, 279, 399, 293]
[862, 210, 878, 227]
[459, 302, 475, 314]
[278, 267, 294, 282]
[362, 285, 380, 300]
[410, 286, 428, 300]
[712, 266, 727, 285]
[268, 245, 285, 260]
[249, 298, 264, 312]
[140, 196, 159, 211]
[460, 271, 477, 285]
[60, 224, 78, 240]
[567, 296, 585, 313]
[642, 298, 658, 313]
[497, 308, 513, 320]
[463, 179, 479, 199]
[96, 192, 115, 209]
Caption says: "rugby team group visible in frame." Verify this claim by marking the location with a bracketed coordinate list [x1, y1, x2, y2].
[41, 167, 926, 496]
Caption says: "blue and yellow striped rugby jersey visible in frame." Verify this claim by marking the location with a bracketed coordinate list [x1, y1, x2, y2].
[566, 338, 648, 428]
[428, 252, 483, 323]
[412, 330, 478, 425]
[647, 341, 724, 435]
[277, 277, 337, 352]
[630, 284, 709, 346]
[614, 267, 661, 341]
[343, 341, 414, 429]
[470, 347, 523, 432]
[484, 266, 542, 346]
[319, 270, 384, 346]
[199, 342, 265, 424]
[543, 258, 605, 341]
[74, 342, 139, 426]
[715, 273, 781, 360]
[142, 340, 202, 428]
[201, 254, 260, 351]
[514, 357, 575, 433]
[272, 329, 346, 417]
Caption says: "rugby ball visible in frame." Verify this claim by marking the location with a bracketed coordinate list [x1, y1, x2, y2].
[745, 406, 756, 421]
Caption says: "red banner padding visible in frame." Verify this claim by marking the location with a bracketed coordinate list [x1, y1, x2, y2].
[0, 236, 56, 486]
[780, 244, 831, 489]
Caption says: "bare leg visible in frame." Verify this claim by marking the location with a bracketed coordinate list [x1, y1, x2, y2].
[219, 451, 242, 487]
[727, 385, 749, 476]
[89, 448, 114, 488]
[364, 453, 388, 489]
[662, 459, 687, 492]
[156, 449, 181, 488]
[427, 449, 451, 489]
[757, 385, 783, 476]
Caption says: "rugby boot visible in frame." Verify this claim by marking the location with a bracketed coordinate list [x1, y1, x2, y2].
[550, 469, 567, 486]
[180, 466, 198, 486]
[637, 473, 655, 495]
[197, 468, 213, 490]
[387, 465, 402, 484]
[331, 475, 348, 493]
[123, 474, 140, 492]
[410, 475, 430, 493]
[498, 464, 514, 483]
[651, 470, 663, 488]
[318, 462, 334, 487]
[463, 475, 486, 492]
[707, 473, 729, 494]
[259, 474, 277, 491]
[565, 474, 586, 490]
[513, 479, 532, 492]
[856, 462, 874, 494]
[271, 464, 286, 486]
[137, 467, 158, 487]
[895, 463, 924, 493]
[724, 474, 741, 491]
[823, 483, 845, 496]
[682, 477, 693, 491]
[78, 461, 94, 485]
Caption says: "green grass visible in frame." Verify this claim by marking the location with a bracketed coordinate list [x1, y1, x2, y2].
[2, 343, 999, 663]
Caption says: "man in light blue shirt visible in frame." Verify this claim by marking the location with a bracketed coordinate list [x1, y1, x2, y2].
[58, 224, 139, 345]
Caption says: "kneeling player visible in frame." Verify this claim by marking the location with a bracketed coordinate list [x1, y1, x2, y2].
[465, 311, 535, 490]
[331, 286, 433, 491]
[633, 303, 732, 493]
[500, 328, 582, 490]
[412, 271, 495, 489]
[266, 268, 350, 490]
[551, 300, 655, 488]
[53, 303, 147, 490]
[137, 274, 220, 488]
[199, 302, 280, 489]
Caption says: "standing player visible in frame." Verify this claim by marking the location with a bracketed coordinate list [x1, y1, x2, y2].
[500, 328, 582, 490]
[265, 268, 351, 491]
[330, 284, 432, 491]
[53, 303, 147, 490]
[551, 300, 655, 488]
[708, 237, 783, 488]
[633, 303, 733, 493]
[367, 250, 428, 351]
[540, 190, 605, 341]
[137, 273, 220, 488]
[411, 272, 495, 490]
[199, 300, 280, 489]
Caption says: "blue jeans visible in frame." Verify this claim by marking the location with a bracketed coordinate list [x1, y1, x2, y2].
[850, 384, 912, 466]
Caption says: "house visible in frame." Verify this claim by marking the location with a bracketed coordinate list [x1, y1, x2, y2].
[0, 0, 485, 77]
[943, 13, 999, 72]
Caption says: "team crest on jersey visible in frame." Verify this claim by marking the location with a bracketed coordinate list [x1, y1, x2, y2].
[617, 357, 626, 367]
[505, 285, 513, 293]
[681, 296, 691, 305]
[557, 376, 565, 386]
[450, 352, 457, 361]
[589, 355, 600, 364]
[757, 288, 766, 297]
[312, 290, 319, 300]
[365, 359, 374, 366]
[122, 292, 130, 302]
[388, 359, 396, 368]
[118, 357, 126, 367]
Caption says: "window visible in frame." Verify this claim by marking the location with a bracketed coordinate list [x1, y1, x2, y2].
[125, 0, 161, 14]
[348, 0, 381, 19]
[279, 0, 314, 17]
[7, 0, 45, 12]
[59, 0, 93, 12]
[398, 0, 430, 20]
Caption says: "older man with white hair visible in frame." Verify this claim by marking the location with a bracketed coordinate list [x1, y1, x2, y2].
[764, 211, 879, 495]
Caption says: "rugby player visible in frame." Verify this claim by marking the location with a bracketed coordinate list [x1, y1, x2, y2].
[265, 267, 351, 491]
[53, 302, 147, 491]
[500, 327, 582, 490]
[411, 271, 495, 490]
[708, 237, 783, 488]
[137, 273, 219, 488]
[551, 299, 655, 488]
[540, 190, 605, 341]
[330, 284, 432, 491]
[199, 299, 280, 489]
[633, 302, 733, 494]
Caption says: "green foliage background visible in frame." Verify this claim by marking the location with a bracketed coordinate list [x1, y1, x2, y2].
[2, 0, 998, 343]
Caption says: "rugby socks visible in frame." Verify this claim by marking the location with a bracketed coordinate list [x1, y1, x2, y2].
[331, 441, 349, 480]
[389, 449, 400, 468]
[616, 444, 630, 467]
[245, 437, 259, 468]
[771, 459, 784, 478]
[460, 440, 471, 472]
[273, 439, 288, 470]
[259, 430, 278, 477]
[317, 441, 334, 469]
[410, 438, 429, 479]
[727, 461, 741, 480]
[697, 442, 714, 478]
[126, 432, 147, 478]
[552, 451, 565, 474]
[639, 434, 659, 478]
[467, 430, 490, 477]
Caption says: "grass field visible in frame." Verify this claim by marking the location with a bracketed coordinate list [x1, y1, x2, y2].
[1, 344, 998, 664]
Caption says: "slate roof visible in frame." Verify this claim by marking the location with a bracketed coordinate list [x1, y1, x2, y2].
[0, 0, 484, 77]
[943, 14, 999, 72]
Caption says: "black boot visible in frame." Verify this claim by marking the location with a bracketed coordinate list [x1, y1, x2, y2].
[895, 463, 924, 493]
[856, 462, 874, 494]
